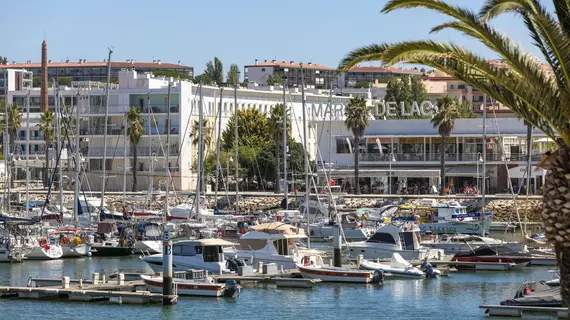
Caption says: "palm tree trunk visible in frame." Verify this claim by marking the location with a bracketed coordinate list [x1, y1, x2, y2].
[439, 134, 447, 196]
[275, 140, 280, 193]
[354, 136, 361, 195]
[44, 141, 50, 187]
[132, 143, 137, 192]
[541, 148, 570, 307]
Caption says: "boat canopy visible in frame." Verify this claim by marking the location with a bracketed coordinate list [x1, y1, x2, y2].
[251, 222, 306, 237]
[177, 239, 236, 247]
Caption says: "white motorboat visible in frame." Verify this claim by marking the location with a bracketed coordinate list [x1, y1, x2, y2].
[226, 222, 321, 270]
[347, 224, 442, 261]
[359, 253, 425, 279]
[61, 243, 91, 257]
[133, 222, 162, 254]
[142, 239, 242, 274]
[141, 274, 240, 297]
[305, 213, 374, 241]
[297, 255, 384, 283]
[490, 222, 516, 232]
[421, 234, 526, 254]
[168, 203, 213, 221]
[418, 203, 492, 235]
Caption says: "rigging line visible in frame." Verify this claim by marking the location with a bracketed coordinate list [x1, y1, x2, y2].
[489, 104, 526, 239]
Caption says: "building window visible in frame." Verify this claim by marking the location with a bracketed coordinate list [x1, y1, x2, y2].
[261, 68, 265, 72]
[458, 84, 466, 89]
[336, 139, 350, 154]
[450, 84, 455, 89]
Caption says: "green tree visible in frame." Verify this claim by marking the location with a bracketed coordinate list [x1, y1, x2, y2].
[339, 2, 570, 302]
[152, 70, 191, 80]
[384, 76, 411, 119]
[222, 108, 269, 151]
[191, 118, 214, 163]
[432, 95, 460, 195]
[204, 57, 224, 86]
[456, 100, 476, 119]
[268, 103, 291, 187]
[57, 77, 72, 86]
[33, 76, 41, 87]
[266, 73, 283, 86]
[344, 96, 369, 194]
[226, 64, 240, 86]
[410, 76, 428, 107]
[192, 74, 212, 85]
[1, 104, 24, 186]
[354, 81, 371, 88]
[0, 56, 7, 65]
[38, 110, 54, 187]
[127, 107, 144, 192]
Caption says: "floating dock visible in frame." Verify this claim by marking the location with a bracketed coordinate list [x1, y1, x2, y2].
[0, 273, 177, 305]
[480, 304, 568, 318]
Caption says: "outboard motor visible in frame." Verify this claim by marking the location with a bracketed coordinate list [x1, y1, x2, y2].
[372, 270, 385, 284]
[226, 258, 240, 272]
[223, 280, 241, 297]
[420, 260, 441, 278]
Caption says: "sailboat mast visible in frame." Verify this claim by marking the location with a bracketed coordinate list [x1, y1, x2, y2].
[122, 115, 127, 208]
[328, 80, 333, 212]
[56, 87, 63, 215]
[282, 74, 288, 210]
[214, 87, 223, 209]
[3, 70, 8, 213]
[301, 63, 310, 249]
[25, 90, 30, 216]
[99, 48, 113, 221]
[195, 82, 203, 217]
[165, 82, 172, 224]
[147, 92, 152, 208]
[73, 91, 80, 224]
[234, 84, 239, 214]
[482, 94, 487, 213]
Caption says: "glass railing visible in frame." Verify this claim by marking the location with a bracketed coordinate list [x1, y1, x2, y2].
[359, 152, 542, 162]
[82, 105, 179, 114]
[79, 126, 180, 136]
[85, 147, 180, 157]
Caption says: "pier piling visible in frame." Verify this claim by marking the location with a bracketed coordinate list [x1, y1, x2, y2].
[162, 231, 174, 305]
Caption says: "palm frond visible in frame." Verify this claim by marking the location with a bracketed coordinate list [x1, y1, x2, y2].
[553, 0, 570, 38]
[338, 44, 390, 72]
[479, 0, 525, 20]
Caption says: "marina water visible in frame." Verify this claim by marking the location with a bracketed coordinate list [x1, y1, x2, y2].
[0, 256, 555, 320]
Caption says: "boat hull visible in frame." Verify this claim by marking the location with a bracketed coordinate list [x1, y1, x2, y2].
[26, 245, 63, 260]
[61, 244, 92, 258]
[91, 246, 134, 256]
[419, 221, 491, 235]
[141, 275, 237, 297]
[134, 240, 162, 254]
[359, 260, 425, 279]
[297, 265, 376, 283]
[348, 244, 430, 261]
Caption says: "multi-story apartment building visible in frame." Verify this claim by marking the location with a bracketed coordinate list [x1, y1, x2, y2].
[244, 60, 335, 89]
[0, 68, 33, 96]
[0, 60, 193, 83]
[7, 70, 350, 191]
[337, 66, 424, 88]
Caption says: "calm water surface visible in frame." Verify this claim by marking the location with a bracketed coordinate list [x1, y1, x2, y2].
[0, 256, 557, 320]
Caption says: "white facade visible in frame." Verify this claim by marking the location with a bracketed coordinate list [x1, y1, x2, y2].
[0, 68, 32, 96]
[7, 70, 350, 191]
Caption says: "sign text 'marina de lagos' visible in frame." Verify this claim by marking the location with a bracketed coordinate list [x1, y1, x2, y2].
[311, 100, 439, 119]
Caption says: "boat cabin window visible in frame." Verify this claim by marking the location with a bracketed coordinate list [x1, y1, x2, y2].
[180, 245, 196, 256]
[173, 245, 183, 255]
[273, 239, 289, 256]
[367, 232, 396, 244]
[202, 245, 222, 262]
[401, 232, 417, 250]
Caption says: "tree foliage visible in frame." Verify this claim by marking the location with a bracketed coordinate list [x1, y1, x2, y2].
[226, 64, 240, 86]
[57, 77, 72, 86]
[127, 107, 144, 191]
[204, 57, 224, 86]
[354, 81, 371, 88]
[152, 70, 192, 80]
[38, 109, 54, 186]
[384, 75, 429, 119]
[222, 108, 269, 151]
[0, 56, 7, 65]
[33, 76, 41, 88]
[456, 100, 477, 119]
[266, 73, 282, 86]
[344, 96, 370, 194]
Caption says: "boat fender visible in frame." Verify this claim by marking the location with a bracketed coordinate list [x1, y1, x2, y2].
[239, 228, 246, 234]
[61, 236, 69, 245]
[458, 217, 464, 222]
[39, 238, 47, 246]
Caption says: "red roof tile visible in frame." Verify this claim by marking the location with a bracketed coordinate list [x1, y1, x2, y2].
[347, 66, 423, 75]
[245, 61, 332, 70]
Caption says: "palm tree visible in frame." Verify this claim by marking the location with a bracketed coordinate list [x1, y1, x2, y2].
[191, 118, 213, 156]
[344, 96, 369, 195]
[38, 110, 55, 187]
[432, 95, 459, 195]
[127, 107, 144, 192]
[338, 0, 570, 305]
[1, 105, 24, 187]
[268, 103, 291, 188]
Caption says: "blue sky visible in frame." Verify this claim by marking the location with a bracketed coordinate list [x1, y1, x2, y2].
[0, 0, 548, 76]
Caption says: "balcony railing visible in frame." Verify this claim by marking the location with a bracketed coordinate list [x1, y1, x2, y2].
[360, 152, 542, 162]
[82, 105, 179, 115]
[80, 126, 180, 136]
[85, 147, 179, 157]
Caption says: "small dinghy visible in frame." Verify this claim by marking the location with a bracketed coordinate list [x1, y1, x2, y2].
[297, 255, 384, 283]
[141, 273, 241, 297]
[359, 253, 426, 279]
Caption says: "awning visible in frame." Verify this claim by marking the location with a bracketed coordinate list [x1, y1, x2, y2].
[508, 165, 546, 178]
[445, 165, 487, 177]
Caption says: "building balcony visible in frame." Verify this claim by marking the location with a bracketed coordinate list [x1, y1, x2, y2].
[80, 126, 179, 136]
[359, 152, 542, 163]
[84, 147, 179, 157]
[83, 105, 179, 115]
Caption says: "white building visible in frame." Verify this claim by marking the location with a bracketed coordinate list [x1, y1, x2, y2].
[7, 70, 350, 191]
[1, 68, 33, 97]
